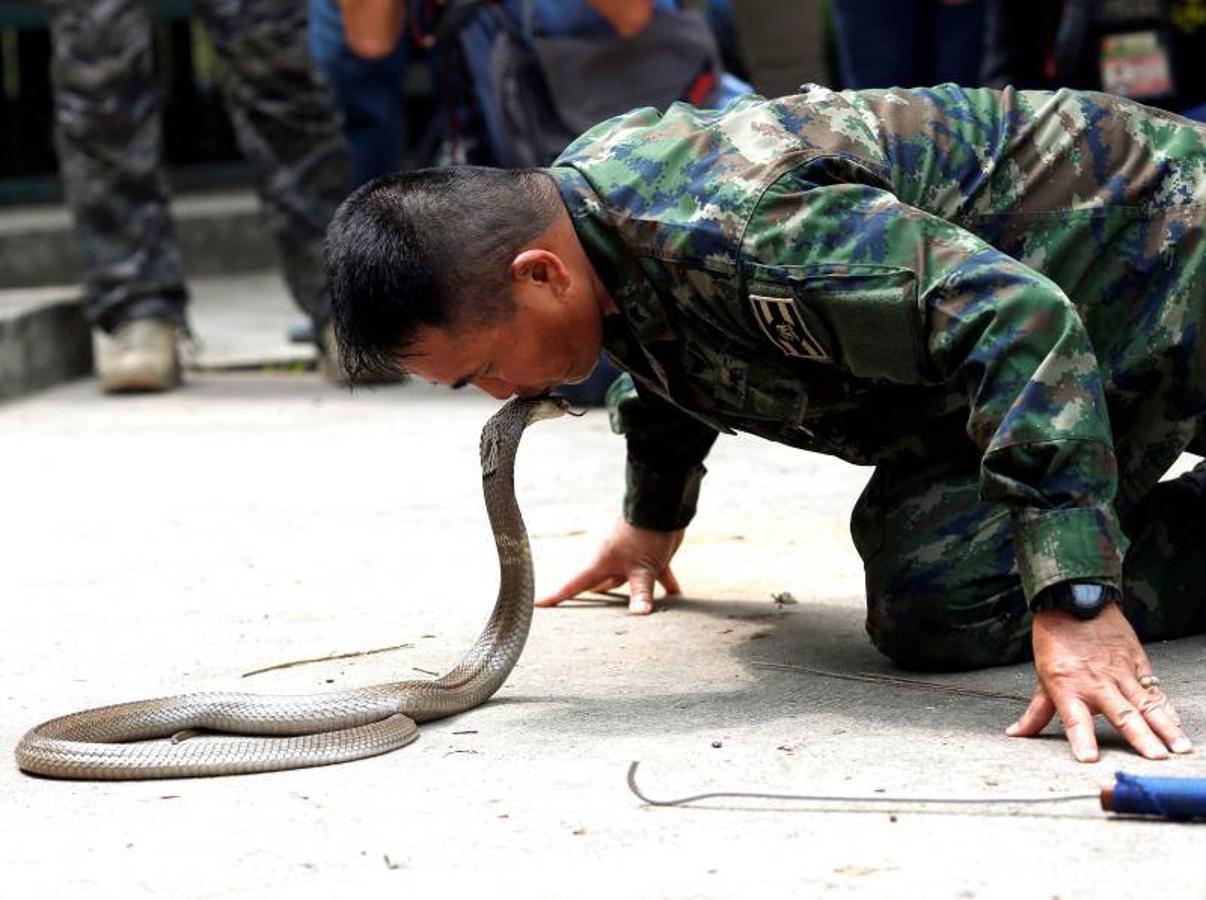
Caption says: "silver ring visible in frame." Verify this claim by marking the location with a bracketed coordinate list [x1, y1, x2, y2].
[1138, 674, 1162, 689]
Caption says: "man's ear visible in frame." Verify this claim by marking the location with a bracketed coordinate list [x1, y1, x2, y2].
[511, 249, 572, 296]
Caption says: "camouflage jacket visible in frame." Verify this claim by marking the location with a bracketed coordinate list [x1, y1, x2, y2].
[547, 85, 1206, 602]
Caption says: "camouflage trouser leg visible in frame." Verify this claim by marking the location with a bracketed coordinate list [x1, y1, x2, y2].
[196, 0, 349, 326]
[851, 454, 1206, 672]
[730, 0, 828, 98]
[47, 0, 188, 332]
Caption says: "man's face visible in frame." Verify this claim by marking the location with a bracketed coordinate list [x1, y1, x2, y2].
[406, 257, 605, 399]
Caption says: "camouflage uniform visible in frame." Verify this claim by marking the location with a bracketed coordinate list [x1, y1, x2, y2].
[548, 85, 1206, 670]
[47, 0, 348, 332]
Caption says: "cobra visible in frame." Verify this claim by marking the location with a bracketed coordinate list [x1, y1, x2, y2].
[14, 396, 569, 780]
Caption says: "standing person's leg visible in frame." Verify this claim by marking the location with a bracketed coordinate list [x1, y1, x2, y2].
[731, 0, 829, 97]
[928, 0, 986, 85]
[851, 453, 1206, 672]
[47, 0, 186, 391]
[830, 0, 925, 89]
[196, 0, 349, 343]
[456, 10, 512, 167]
[308, 0, 410, 188]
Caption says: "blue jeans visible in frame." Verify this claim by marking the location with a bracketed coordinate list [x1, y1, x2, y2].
[831, 0, 985, 89]
[308, 0, 409, 187]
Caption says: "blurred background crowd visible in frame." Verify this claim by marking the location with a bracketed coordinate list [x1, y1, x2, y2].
[5, 0, 1205, 198]
[2, 0, 1206, 398]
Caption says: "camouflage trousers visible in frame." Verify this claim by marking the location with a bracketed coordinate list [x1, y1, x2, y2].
[47, 0, 349, 332]
[851, 450, 1206, 672]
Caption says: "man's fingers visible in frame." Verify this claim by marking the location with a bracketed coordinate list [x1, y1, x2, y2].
[1099, 691, 1168, 760]
[1122, 681, 1193, 755]
[586, 576, 626, 596]
[1006, 687, 1055, 737]
[1052, 695, 1100, 763]
[628, 570, 656, 615]
[536, 567, 610, 607]
[536, 564, 674, 614]
[658, 566, 682, 596]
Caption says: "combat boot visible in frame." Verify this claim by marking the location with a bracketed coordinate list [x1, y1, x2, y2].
[97, 318, 182, 393]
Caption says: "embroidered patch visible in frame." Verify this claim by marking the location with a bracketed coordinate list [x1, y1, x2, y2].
[749, 293, 832, 361]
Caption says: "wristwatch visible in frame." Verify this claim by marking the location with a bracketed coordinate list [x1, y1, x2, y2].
[1028, 581, 1122, 620]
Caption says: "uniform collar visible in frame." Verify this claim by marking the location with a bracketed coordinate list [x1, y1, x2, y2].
[549, 166, 733, 434]
[548, 165, 675, 390]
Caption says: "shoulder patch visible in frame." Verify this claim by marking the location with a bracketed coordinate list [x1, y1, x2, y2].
[749, 293, 833, 362]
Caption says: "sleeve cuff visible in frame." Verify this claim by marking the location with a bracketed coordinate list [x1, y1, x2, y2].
[1013, 505, 1128, 600]
[623, 458, 706, 531]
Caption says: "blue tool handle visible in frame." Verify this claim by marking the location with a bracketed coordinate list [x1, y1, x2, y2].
[1102, 772, 1206, 820]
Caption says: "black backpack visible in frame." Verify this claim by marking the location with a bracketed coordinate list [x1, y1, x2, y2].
[482, 4, 724, 167]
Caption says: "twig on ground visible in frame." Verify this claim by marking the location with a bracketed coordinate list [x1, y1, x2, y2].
[752, 660, 1030, 703]
[241, 642, 415, 678]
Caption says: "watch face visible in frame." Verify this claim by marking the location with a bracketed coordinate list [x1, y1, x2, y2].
[1069, 583, 1107, 619]
[1030, 583, 1118, 618]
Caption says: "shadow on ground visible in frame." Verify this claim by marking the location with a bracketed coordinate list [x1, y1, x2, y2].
[514, 594, 1206, 754]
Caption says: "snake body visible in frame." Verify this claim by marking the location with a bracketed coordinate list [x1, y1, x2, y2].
[15, 396, 567, 780]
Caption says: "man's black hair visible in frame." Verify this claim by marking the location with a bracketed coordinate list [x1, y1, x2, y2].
[325, 166, 562, 380]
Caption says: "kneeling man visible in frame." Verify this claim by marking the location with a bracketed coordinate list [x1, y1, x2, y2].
[326, 84, 1206, 763]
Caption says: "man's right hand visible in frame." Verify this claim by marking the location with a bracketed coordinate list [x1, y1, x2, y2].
[537, 519, 684, 615]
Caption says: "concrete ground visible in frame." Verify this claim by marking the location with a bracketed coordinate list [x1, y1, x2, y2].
[3, 275, 1204, 899]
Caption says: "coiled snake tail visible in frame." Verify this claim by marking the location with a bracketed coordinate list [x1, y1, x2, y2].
[14, 395, 568, 780]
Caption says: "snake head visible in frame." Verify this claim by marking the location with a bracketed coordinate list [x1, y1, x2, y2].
[525, 394, 574, 424]
[482, 395, 573, 478]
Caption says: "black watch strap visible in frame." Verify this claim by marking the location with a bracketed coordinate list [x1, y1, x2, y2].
[1029, 582, 1122, 620]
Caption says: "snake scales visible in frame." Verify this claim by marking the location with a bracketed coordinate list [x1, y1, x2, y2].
[15, 396, 568, 780]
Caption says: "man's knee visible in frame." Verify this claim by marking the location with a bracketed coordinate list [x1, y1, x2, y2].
[853, 459, 1030, 670]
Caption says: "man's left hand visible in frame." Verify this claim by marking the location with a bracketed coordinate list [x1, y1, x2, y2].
[1007, 604, 1194, 761]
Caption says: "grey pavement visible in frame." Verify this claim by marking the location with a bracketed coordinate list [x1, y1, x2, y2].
[0, 269, 315, 405]
[182, 270, 315, 370]
[0, 286, 91, 402]
[3, 277, 1204, 899]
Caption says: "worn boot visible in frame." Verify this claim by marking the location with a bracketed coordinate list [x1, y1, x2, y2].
[97, 318, 182, 393]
